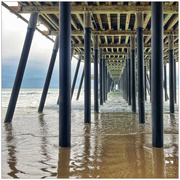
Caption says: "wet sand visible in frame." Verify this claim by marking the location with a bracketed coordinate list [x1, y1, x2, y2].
[1, 90, 178, 178]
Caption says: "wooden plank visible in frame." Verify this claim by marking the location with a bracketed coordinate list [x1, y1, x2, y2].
[97, 14, 104, 30]
[15, 5, 178, 14]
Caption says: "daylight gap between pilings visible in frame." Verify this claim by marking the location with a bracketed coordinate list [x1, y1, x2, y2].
[4, 12, 39, 123]
[151, 2, 164, 148]
[84, 10, 91, 123]
[76, 68, 84, 100]
[136, 12, 145, 124]
[59, 2, 71, 147]
[38, 35, 59, 113]
[71, 54, 82, 99]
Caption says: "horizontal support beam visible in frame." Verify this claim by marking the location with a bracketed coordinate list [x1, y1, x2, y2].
[43, 30, 178, 36]
[12, 5, 178, 14]
[73, 43, 178, 48]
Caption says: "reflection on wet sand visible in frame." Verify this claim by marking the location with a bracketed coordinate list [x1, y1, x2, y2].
[4, 124, 25, 178]
[2, 109, 178, 178]
[38, 114, 58, 178]
[57, 112, 178, 178]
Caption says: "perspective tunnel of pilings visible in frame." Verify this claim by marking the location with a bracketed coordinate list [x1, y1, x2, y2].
[3, 2, 178, 149]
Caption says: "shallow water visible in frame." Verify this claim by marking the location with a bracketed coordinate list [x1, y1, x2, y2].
[1, 89, 179, 178]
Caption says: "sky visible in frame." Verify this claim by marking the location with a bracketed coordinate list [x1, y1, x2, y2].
[1, 2, 179, 89]
[1, 2, 94, 89]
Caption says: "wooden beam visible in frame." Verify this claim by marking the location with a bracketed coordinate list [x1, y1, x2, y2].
[41, 14, 58, 30]
[73, 43, 178, 48]
[145, 36, 151, 44]
[125, 13, 130, 45]
[76, 14, 84, 28]
[46, 30, 178, 36]
[107, 13, 111, 30]
[117, 14, 120, 31]
[163, 14, 173, 26]
[112, 36, 114, 44]
[143, 14, 151, 29]
[71, 16, 78, 30]
[97, 14, 104, 30]
[167, 14, 178, 30]
[105, 36, 108, 44]
[14, 5, 178, 14]
[98, 36, 101, 44]
[125, 13, 130, 30]
[75, 36, 82, 44]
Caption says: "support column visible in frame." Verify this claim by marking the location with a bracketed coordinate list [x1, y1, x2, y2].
[174, 58, 177, 104]
[130, 34, 136, 113]
[76, 69, 84, 100]
[169, 34, 174, 113]
[71, 54, 82, 98]
[136, 12, 145, 123]
[125, 59, 128, 102]
[149, 57, 152, 102]
[105, 65, 108, 101]
[4, 12, 39, 123]
[57, 46, 74, 104]
[164, 60, 168, 101]
[84, 10, 91, 123]
[144, 61, 147, 101]
[151, 2, 163, 147]
[127, 48, 131, 105]
[59, 2, 71, 147]
[103, 57, 106, 102]
[100, 48, 103, 105]
[38, 35, 59, 113]
[93, 35, 99, 112]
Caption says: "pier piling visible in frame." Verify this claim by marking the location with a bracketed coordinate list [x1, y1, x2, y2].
[130, 34, 136, 113]
[151, 2, 164, 148]
[38, 35, 59, 113]
[93, 35, 99, 112]
[100, 48, 104, 105]
[4, 12, 39, 123]
[169, 34, 174, 113]
[136, 12, 145, 123]
[59, 2, 71, 147]
[84, 10, 92, 123]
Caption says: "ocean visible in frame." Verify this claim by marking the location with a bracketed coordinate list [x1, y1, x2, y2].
[1, 88, 179, 178]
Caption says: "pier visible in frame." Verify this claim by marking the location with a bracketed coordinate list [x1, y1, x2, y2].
[2, 1, 179, 178]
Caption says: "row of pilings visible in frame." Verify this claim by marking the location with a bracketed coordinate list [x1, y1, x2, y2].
[4, 2, 177, 149]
